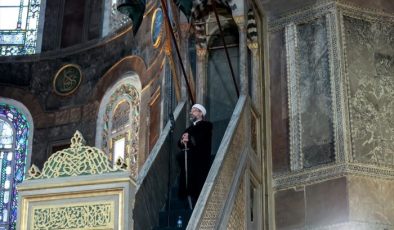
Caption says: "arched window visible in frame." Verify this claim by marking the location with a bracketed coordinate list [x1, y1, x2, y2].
[0, 101, 32, 230]
[0, 0, 42, 56]
[96, 75, 141, 179]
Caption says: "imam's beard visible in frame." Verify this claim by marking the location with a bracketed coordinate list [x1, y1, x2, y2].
[189, 116, 197, 123]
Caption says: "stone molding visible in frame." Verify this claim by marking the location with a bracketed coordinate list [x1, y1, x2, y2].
[273, 163, 394, 191]
[268, 0, 393, 32]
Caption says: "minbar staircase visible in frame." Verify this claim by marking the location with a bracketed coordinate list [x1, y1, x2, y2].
[154, 179, 193, 230]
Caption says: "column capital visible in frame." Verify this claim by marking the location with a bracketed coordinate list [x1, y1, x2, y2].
[233, 15, 246, 32]
[196, 47, 208, 60]
[247, 41, 259, 54]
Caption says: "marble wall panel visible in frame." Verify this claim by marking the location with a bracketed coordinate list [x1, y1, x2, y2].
[348, 175, 394, 225]
[305, 177, 348, 227]
[344, 16, 394, 165]
[275, 188, 305, 230]
[297, 17, 335, 168]
[269, 30, 291, 175]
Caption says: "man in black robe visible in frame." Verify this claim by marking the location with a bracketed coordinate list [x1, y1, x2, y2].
[177, 104, 213, 209]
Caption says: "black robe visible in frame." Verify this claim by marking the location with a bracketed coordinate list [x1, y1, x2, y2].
[177, 120, 213, 201]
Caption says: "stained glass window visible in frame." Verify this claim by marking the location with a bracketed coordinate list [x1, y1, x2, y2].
[0, 103, 30, 230]
[0, 0, 41, 56]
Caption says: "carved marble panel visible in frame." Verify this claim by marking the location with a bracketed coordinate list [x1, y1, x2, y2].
[344, 16, 394, 165]
[286, 15, 335, 170]
[297, 16, 335, 168]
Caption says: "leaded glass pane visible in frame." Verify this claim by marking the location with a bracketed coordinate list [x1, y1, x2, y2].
[5, 167, 10, 175]
[3, 193, 8, 204]
[112, 101, 130, 132]
[6, 153, 11, 161]
[0, 0, 21, 7]
[4, 181, 9, 189]
[113, 137, 125, 164]
[20, 7, 28, 29]
[2, 210, 7, 223]
[0, 0, 41, 56]
[0, 32, 24, 45]
[0, 8, 19, 29]
[0, 121, 12, 148]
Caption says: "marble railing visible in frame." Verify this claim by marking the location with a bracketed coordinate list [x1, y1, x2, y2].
[187, 95, 249, 229]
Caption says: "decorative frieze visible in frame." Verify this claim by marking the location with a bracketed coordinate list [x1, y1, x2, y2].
[273, 163, 394, 191]
[285, 22, 302, 171]
[32, 202, 114, 230]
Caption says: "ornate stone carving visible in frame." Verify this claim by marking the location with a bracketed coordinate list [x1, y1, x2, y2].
[268, 1, 335, 32]
[273, 163, 394, 190]
[32, 202, 114, 230]
[102, 83, 140, 179]
[27, 131, 119, 180]
[285, 22, 303, 171]
[226, 176, 246, 230]
[343, 14, 394, 166]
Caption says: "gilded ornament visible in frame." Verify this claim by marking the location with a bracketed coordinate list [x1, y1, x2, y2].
[32, 202, 114, 229]
[27, 131, 124, 180]
[53, 64, 82, 96]
[151, 8, 164, 48]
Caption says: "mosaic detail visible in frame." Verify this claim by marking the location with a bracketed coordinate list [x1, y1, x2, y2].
[0, 103, 30, 230]
[343, 16, 394, 166]
[197, 101, 246, 229]
[0, 0, 41, 56]
[226, 176, 245, 230]
[32, 202, 114, 230]
[102, 84, 140, 179]
[28, 131, 117, 180]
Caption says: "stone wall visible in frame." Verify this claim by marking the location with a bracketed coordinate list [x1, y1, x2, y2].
[0, 1, 171, 169]
[266, 0, 394, 229]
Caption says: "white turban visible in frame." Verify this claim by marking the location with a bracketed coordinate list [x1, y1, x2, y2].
[192, 104, 207, 116]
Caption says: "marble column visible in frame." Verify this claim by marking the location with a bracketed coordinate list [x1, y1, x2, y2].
[234, 15, 248, 95]
[196, 47, 208, 104]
